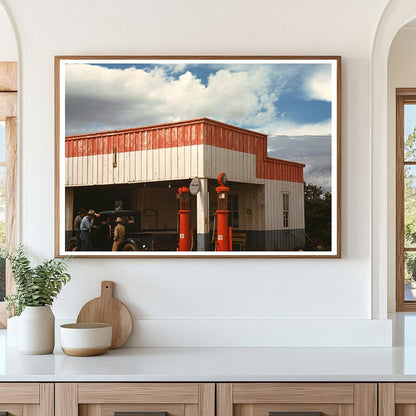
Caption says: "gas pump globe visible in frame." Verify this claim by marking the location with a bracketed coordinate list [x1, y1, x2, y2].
[215, 172, 232, 251]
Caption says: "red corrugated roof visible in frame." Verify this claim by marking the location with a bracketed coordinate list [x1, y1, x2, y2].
[65, 118, 305, 182]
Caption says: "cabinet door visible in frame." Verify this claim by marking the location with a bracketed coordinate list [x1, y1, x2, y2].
[217, 383, 377, 416]
[56, 383, 215, 416]
[0, 383, 53, 416]
[379, 383, 416, 416]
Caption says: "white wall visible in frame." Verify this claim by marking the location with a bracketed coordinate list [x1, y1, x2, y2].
[387, 26, 416, 312]
[0, 0, 394, 347]
[0, 3, 16, 61]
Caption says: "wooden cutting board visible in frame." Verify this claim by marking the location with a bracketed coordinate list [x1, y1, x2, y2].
[76, 281, 133, 349]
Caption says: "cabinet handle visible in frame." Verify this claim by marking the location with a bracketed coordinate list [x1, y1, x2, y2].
[115, 412, 167, 416]
[270, 413, 323, 416]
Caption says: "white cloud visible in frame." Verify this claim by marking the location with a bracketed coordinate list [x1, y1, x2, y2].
[303, 66, 332, 102]
[64, 64, 279, 135]
[261, 119, 332, 137]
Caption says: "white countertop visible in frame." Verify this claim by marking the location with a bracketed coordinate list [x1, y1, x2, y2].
[2, 313, 416, 382]
[2, 333, 416, 382]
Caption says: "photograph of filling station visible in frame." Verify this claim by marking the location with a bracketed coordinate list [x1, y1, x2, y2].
[64, 118, 305, 252]
[57, 57, 339, 256]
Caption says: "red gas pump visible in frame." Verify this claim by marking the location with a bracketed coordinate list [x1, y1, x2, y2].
[215, 172, 232, 251]
[177, 186, 192, 251]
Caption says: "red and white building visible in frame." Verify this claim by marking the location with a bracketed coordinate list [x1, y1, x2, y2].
[65, 118, 305, 251]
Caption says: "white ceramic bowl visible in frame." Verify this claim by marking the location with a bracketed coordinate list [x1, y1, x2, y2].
[60, 323, 112, 356]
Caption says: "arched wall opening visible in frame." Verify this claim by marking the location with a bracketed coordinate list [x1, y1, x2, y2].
[0, 0, 19, 328]
[387, 18, 416, 312]
[0, 1, 17, 61]
[372, 0, 416, 318]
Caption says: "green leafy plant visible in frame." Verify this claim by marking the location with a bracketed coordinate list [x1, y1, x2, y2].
[3, 245, 71, 316]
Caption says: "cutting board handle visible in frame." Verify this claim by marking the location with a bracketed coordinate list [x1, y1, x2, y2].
[101, 281, 114, 298]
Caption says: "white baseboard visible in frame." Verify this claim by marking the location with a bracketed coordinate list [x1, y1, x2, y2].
[123, 318, 392, 347]
[52, 317, 392, 348]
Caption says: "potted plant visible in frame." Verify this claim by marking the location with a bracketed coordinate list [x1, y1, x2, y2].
[3, 245, 71, 354]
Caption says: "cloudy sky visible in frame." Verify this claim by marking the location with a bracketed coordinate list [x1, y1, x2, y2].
[64, 60, 334, 190]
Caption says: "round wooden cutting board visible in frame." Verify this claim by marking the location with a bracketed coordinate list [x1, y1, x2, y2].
[76, 281, 133, 349]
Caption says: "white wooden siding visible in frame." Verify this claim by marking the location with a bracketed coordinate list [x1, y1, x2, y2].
[66, 145, 263, 186]
[264, 180, 305, 231]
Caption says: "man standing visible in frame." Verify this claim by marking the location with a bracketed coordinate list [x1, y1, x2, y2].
[80, 209, 97, 251]
[73, 208, 86, 243]
[112, 217, 126, 251]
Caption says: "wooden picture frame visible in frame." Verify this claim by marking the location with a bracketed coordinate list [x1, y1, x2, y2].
[55, 56, 341, 258]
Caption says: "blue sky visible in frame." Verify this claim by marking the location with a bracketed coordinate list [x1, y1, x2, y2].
[64, 60, 334, 190]
[405, 104, 416, 138]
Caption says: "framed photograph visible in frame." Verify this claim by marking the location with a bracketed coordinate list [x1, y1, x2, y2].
[55, 56, 341, 258]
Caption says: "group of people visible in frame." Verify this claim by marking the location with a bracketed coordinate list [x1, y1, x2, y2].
[73, 209, 126, 251]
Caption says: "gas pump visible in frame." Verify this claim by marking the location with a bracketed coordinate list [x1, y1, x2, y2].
[177, 186, 192, 251]
[215, 172, 232, 251]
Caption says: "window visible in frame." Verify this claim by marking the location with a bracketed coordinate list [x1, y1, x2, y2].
[0, 62, 17, 327]
[0, 122, 5, 302]
[397, 89, 416, 311]
[282, 192, 289, 228]
[228, 194, 239, 228]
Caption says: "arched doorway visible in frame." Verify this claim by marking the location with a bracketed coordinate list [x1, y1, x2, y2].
[0, 0, 18, 327]
[371, 0, 416, 318]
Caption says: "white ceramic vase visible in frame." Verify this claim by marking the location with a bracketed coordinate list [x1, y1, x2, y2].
[19, 305, 55, 354]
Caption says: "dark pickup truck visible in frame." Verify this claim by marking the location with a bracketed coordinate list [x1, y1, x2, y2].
[67, 209, 177, 252]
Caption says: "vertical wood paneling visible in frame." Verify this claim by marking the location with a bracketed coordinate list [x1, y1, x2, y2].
[5, 117, 17, 308]
[199, 384, 215, 416]
[132, 132, 138, 181]
[184, 140, 191, 178]
[39, 384, 54, 416]
[216, 384, 233, 416]
[172, 147, 178, 180]
[159, 129, 165, 180]
[55, 383, 78, 416]
[141, 132, 147, 181]
[354, 383, 377, 416]
[92, 138, 98, 185]
[102, 151, 108, 184]
[264, 180, 304, 231]
[197, 144, 204, 177]
[379, 383, 395, 416]
[178, 145, 185, 178]
[76, 140, 82, 185]
[166, 142, 172, 181]
[150, 137, 155, 180]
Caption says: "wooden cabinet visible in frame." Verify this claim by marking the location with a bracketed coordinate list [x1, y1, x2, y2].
[379, 383, 416, 416]
[55, 383, 215, 416]
[217, 383, 377, 416]
[0, 383, 53, 416]
[0, 381, 382, 416]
